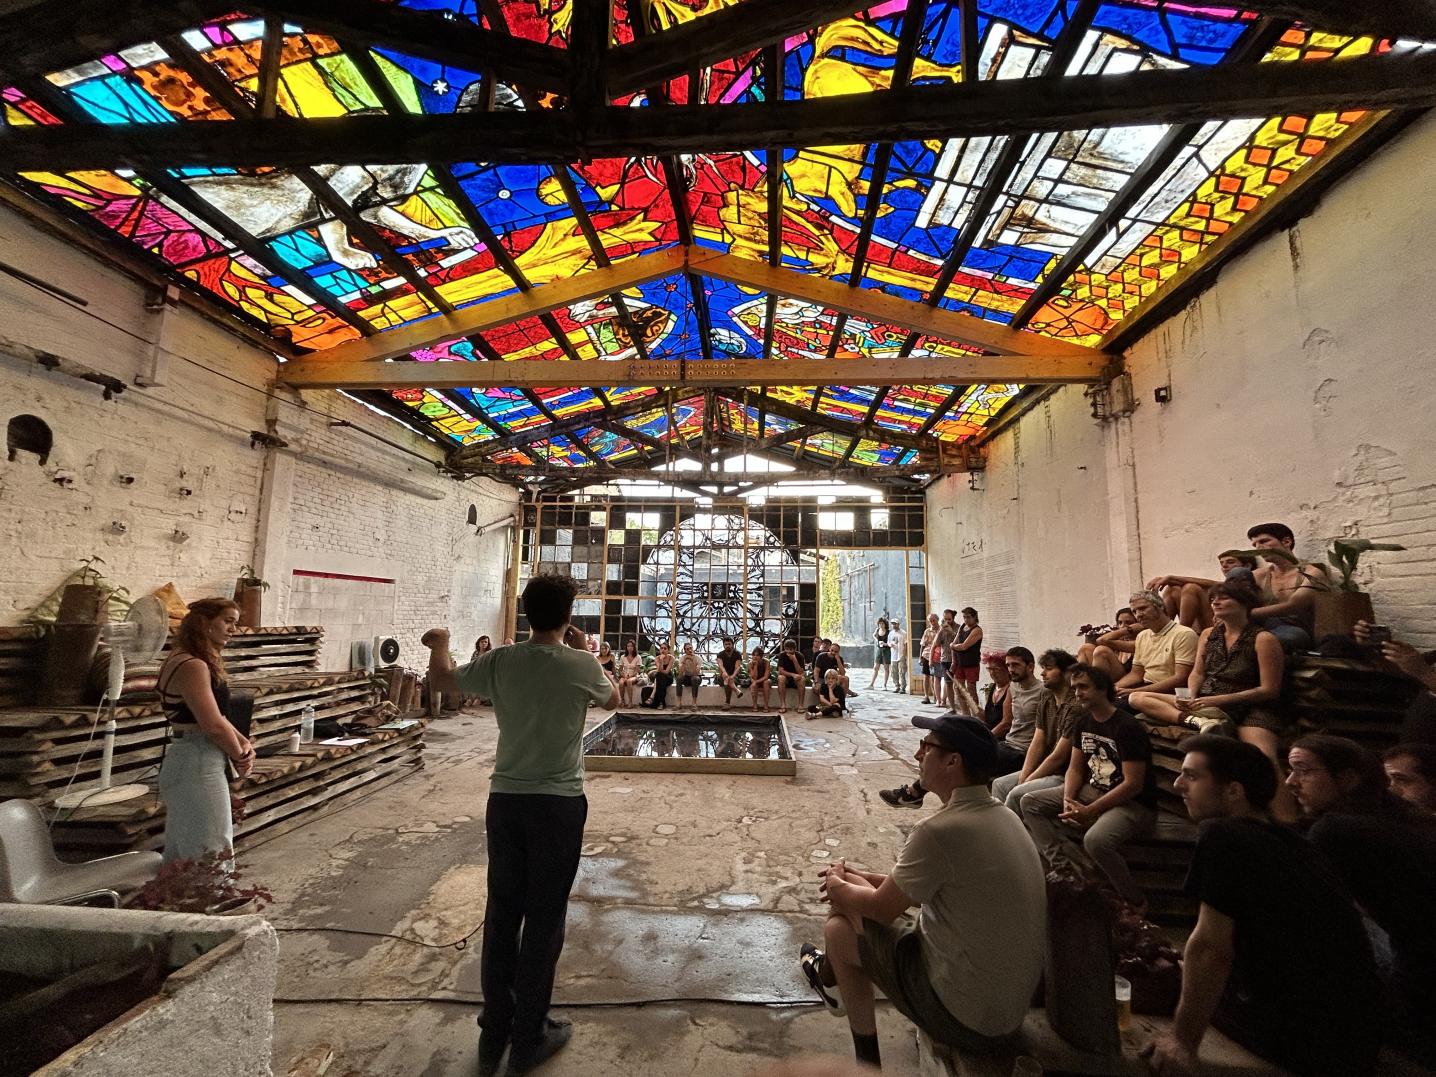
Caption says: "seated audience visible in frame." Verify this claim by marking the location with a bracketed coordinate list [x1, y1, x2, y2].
[992, 649, 1083, 813]
[1022, 664, 1157, 911]
[1142, 736, 1381, 1077]
[812, 639, 838, 707]
[715, 637, 742, 706]
[918, 614, 940, 705]
[1384, 743, 1436, 814]
[617, 639, 643, 708]
[1115, 590, 1198, 703]
[677, 643, 702, 710]
[749, 646, 771, 711]
[1247, 522, 1328, 651]
[888, 619, 908, 695]
[1078, 607, 1138, 684]
[799, 715, 1045, 1070]
[994, 647, 1044, 775]
[1145, 549, 1261, 631]
[808, 669, 847, 718]
[830, 643, 855, 696]
[1354, 620, 1436, 743]
[596, 641, 617, 687]
[777, 639, 806, 713]
[1287, 735, 1436, 1064]
[646, 641, 674, 709]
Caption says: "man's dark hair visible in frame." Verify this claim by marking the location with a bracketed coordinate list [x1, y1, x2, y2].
[1247, 522, 1296, 547]
[1115, 607, 1134, 621]
[1384, 743, 1436, 783]
[961, 606, 978, 619]
[1068, 662, 1116, 702]
[783, 639, 797, 650]
[1218, 549, 1260, 569]
[1180, 734, 1278, 809]
[722, 636, 735, 645]
[1291, 734, 1385, 808]
[522, 573, 578, 631]
[1212, 575, 1262, 609]
[1038, 648, 1078, 672]
[1005, 646, 1035, 666]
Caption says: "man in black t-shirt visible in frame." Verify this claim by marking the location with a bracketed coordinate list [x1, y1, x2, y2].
[812, 638, 838, 708]
[715, 637, 742, 706]
[776, 639, 806, 713]
[1020, 664, 1156, 909]
[1142, 735, 1380, 1077]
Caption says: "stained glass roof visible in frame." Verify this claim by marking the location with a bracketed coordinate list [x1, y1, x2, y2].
[0, 0, 1421, 484]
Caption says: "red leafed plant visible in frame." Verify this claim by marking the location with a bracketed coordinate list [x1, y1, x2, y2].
[1077, 623, 1116, 638]
[126, 849, 273, 914]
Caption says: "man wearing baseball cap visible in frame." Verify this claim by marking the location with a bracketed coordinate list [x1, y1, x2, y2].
[798, 714, 1047, 1068]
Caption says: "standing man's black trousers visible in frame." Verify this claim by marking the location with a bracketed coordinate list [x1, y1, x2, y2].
[480, 792, 588, 1048]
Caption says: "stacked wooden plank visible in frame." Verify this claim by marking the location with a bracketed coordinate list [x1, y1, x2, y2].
[0, 671, 379, 802]
[1286, 654, 1418, 747]
[0, 626, 44, 707]
[158, 625, 325, 680]
[44, 722, 427, 856]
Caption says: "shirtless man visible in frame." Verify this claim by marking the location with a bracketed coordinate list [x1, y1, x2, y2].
[1245, 522, 1328, 651]
[1145, 549, 1261, 631]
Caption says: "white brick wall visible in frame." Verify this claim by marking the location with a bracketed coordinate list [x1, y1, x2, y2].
[0, 202, 518, 662]
[928, 111, 1436, 652]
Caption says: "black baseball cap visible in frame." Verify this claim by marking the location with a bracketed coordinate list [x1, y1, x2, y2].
[912, 713, 998, 771]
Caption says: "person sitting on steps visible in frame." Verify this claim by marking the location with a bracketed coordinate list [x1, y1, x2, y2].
[1145, 549, 1261, 631]
[777, 639, 806, 713]
[677, 642, 702, 711]
[1078, 607, 1139, 685]
[749, 646, 771, 711]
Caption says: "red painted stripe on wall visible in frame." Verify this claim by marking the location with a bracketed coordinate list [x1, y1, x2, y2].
[292, 569, 396, 584]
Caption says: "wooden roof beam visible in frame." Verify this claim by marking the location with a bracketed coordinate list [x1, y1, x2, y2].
[14, 49, 1436, 167]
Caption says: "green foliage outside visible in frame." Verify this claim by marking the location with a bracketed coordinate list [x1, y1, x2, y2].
[819, 555, 842, 639]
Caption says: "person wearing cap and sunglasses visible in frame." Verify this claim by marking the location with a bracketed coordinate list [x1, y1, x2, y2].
[797, 714, 1046, 1070]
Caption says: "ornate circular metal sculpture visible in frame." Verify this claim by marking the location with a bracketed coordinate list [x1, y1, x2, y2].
[641, 512, 798, 655]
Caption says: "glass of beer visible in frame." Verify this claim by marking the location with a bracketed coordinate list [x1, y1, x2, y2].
[1114, 975, 1133, 1032]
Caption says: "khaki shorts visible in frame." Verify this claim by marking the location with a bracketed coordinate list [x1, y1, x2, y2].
[858, 916, 1017, 1053]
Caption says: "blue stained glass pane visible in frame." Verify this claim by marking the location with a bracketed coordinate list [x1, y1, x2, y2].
[67, 75, 174, 125]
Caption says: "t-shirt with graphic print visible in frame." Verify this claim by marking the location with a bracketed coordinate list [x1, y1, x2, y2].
[1069, 709, 1156, 808]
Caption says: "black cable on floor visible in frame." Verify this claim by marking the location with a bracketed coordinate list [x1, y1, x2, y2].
[271, 921, 484, 951]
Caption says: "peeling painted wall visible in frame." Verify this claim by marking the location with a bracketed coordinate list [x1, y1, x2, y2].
[930, 110, 1436, 653]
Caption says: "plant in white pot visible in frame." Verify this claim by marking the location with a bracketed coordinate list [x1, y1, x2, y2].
[1315, 538, 1406, 639]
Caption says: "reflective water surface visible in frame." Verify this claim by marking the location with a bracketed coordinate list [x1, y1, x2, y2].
[586, 718, 791, 760]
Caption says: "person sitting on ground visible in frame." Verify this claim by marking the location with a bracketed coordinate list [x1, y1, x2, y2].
[1022, 663, 1157, 912]
[715, 637, 742, 706]
[830, 643, 855, 696]
[1079, 607, 1139, 684]
[918, 614, 940, 705]
[869, 617, 891, 690]
[1354, 620, 1436, 743]
[1287, 734, 1436, 1066]
[1129, 577, 1290, 821]
[808, 669, 847, 718]
[647, 641, 674, 709]
[1114, 590, 1199, 703]
[888, 619, 908, 695]
[749, 646, 771, 711]
[777, 639, 806, 713]
[617, 639, 643, 708]
[799, 715, 1045, 1071]
[993, 647, 1045, 775]
[1141, 736, 1381, 1077]
[880, 651, 1010, 810]
[1385, 743, 1436, 814]
[677, 642, 703, 710]
[949, 607, 983, 710]
[1247, 522, 1328, 651]
[1145, 550, 1262, 632]
[810, 639, 838, 707]
[992, 649, 1084, 814]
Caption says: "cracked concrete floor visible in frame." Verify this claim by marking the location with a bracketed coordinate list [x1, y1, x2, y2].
[249, 685, 944, 1076]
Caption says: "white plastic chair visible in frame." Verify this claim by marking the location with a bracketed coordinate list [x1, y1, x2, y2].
[0, 799, 161, 906]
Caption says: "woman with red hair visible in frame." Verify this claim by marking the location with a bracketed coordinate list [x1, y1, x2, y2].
[156, 597, 254, 863]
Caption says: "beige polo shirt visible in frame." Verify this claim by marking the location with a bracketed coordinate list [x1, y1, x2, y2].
[890, 785, 1047, 1036]
[1132, 620, 1199, 683]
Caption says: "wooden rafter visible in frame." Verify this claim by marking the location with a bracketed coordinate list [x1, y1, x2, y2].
[521, 389, 604, 466]
[252, 0, 571, 94]
[453, 389, 667, 463]
[747, 393, 935, 453]
[461, 460, 934, 483]
[280, 353, 1101, 390]
[16, 51, 1436, 169]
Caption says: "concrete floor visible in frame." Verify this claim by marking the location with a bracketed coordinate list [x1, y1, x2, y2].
[248, 681, 940, 1077]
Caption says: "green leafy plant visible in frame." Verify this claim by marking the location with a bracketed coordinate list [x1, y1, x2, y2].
[1328, 538, 1406, 592]
[236, 564, 270, 591]
[25, 556, 131, 623]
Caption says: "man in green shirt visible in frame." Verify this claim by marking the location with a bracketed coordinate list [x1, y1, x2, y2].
[424, 574, 616, 1076]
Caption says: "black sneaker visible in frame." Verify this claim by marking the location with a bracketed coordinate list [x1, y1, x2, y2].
[799, 943, 845, 1016]
[504, 1018, 572, 1075]
[878, 785, 925, 808]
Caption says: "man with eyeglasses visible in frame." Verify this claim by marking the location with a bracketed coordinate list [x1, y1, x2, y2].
[1142, 735, 1380, 1077]
[797, 714, 1045, 1070]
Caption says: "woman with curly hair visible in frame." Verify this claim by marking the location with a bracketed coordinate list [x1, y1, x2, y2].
[157, 597, 254, 863]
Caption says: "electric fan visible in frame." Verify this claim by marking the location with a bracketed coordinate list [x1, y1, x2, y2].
[54, 595, 169, 809]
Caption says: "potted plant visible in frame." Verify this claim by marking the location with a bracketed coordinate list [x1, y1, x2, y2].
[125, 848, 273, 915]
[1315, 538, 1406, 639]
[30, 557, 132, 706]
[233, 564, 269, 628]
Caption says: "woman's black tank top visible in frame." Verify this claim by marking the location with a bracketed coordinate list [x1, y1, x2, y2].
[158, 655, 229, 725]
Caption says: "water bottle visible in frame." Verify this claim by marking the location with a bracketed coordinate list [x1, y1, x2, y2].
[299, 704, 316, 744]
